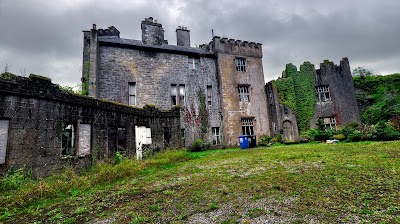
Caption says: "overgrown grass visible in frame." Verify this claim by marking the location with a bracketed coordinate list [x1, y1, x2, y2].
[1, 142, 399, 223]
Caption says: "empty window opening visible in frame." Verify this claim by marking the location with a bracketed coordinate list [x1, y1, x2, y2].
[62, 123, 75, 156]
[164, 127, 170, 147]
[315, 86, 331, 102]
[129, 82, 136, 106]
[171, 84, 185, 106]
[180, 128, 185, 146]
[212, 127, 221, 145]
[188, 57, 200, 70]
[322, 117, 337, 130]
[238, 85, 250, 102]
[207, 85, 212, 107]
[241, 118, 254, 135]
[0, 119, 10, 164]
[236, 58, 246, 72]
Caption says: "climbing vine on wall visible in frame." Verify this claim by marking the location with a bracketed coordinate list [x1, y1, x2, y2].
[82, 61, 90, 96]
[273, 62, 316, 132]
[197, 88, 209, 140]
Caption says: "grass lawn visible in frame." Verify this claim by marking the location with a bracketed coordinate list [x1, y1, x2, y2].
[1, 141, 399, 223]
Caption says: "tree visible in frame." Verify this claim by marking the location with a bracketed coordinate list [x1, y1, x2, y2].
[352, 67, 374, 77]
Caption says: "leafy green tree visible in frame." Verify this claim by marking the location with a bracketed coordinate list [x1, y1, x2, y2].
[352, 66, 374, 77]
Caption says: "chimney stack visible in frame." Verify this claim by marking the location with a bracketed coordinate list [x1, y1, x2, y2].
[176, 26, 190, 47]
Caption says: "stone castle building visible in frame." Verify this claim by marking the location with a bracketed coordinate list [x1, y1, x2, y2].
[82, 17, 270, 147]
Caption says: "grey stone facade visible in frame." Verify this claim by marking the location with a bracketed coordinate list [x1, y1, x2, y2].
[0, 74, 180, 177]
[83, 17, 270, 147]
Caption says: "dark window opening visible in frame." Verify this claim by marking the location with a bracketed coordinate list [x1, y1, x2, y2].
[241, 118, 254, 135]
[62, 123, 75, 156]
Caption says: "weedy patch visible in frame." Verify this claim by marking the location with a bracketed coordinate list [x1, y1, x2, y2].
[1, 141, 399, 223]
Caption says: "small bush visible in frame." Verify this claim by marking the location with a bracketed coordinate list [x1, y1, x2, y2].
[300, 132, 312, 143]
[269, 138, 277, 145]
[259, 135, 273, 146]
[314, 130, 330, 141]
[276, 134, 283, 143]
[333, 134, 346, 141]
[188, 139, 204, 152]
[114, 151, 123, 164]
[347, 131, 363, 142]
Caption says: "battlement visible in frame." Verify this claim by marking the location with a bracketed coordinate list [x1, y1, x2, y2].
[317, 57, 350, 77]
[97, 25, 120, 37]
[211, 36, 262, 58]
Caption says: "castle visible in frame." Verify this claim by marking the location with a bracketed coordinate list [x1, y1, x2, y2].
[0, 17, 361, 177]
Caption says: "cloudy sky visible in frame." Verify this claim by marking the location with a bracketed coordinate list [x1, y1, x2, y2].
[1, 0, 399, 86]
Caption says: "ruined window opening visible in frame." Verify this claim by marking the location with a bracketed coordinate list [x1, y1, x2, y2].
[241, 118, 254, 135]
[238, 85, 250, 102]
[207, 85, 212, 106]
[117, 127, 126, 152]
[235, 58, 246, 72]
[212, 127, 221, 145]
[322, 116, 337, 130]
[284, 106, 289, 114]
[171, 84, 185, 106]
[129, 82, 136, 106]
[0, 119, 10, 164]
[315, 86, 331, 102]
[188, 57, 200, 70]
[61, 123, 75, 156]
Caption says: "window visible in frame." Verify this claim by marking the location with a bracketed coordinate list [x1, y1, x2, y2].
[0, 119, 10, 164]
[212, 127, 221, 145]
[207, 85, 212, 106]
[188, 57, 200, 70]
[129, 82, 136, 106]
[241, 118, 254, 135]
[315, 86, 330, 102]
[62, 123, 75, 156]
[117, 127, 126, 151]
[180, 128, 185, 145]
[238, 85, 250, 102]
[322, 117, 337, 130]
[171, 84, 185, 106]
[235, 58, 246, 72]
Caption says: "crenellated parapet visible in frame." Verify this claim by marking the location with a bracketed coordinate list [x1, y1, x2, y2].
[211, 36, 262, 58]
[97, 26, 120, 37]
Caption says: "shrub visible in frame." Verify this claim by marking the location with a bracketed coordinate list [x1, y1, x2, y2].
[276, 134, 283, 143]
[114, 151, 123, 164]
[347, 131, 363, 142]
[300, 133, 311, 143]
[188, 139, 204, 152]
[259, 135, 273, 146]
[332, 134, 346, 141]
[314, 130, 330, 141]
[269, 138, 277, 145]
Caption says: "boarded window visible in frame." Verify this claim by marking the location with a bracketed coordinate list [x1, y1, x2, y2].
[322, 116, 337, 130]
[171, 84, 177, 106]
[238, 85, 250, 102]
[62, 123, 75, 156]
[0, 120, 9, 164]
[129, 82, 136, 106]
[212, 127, 221, 145]
[241, 118, 254, 135]
[235, 58, 246, 72]
[179, 84, 185, 106]
[77, 124, 91, 156]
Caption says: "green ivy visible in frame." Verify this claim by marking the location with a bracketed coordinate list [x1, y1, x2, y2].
[197, 89, 208, 140]
[82, 61, 90, 96]
[272, 62, 316, 132]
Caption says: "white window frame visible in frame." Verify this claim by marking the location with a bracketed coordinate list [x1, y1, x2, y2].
[238, 85, 250, 102]
[212, 127, 221, 145]
[188, 57, 200, 70]
[315, 86, 331, 102]
[241, 118, 254, 135]
[129, 82, 136, 106]
[235, 58, 246, 72]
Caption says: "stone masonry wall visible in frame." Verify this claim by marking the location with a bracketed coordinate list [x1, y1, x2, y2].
[94, 45, 222, 147]
[0, 74, 180, 178]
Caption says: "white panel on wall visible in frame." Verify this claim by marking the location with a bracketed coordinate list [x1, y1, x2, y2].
[0, 120, 10, 164]
[78, 124, 91, 156]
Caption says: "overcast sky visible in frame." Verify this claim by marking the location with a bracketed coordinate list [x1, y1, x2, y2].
[1, 0, 399, 86]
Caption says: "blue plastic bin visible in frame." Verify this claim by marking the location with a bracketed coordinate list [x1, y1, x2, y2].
[239, 135, 249, 149]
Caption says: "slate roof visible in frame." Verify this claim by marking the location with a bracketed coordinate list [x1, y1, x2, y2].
[98, 36, 212, 56]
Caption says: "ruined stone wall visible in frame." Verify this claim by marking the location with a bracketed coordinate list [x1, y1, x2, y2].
[212, 37, 270, 147]
[311, 58, 361, 127]
[0, 74, 180, 178]
[94, 45, 222, 147]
